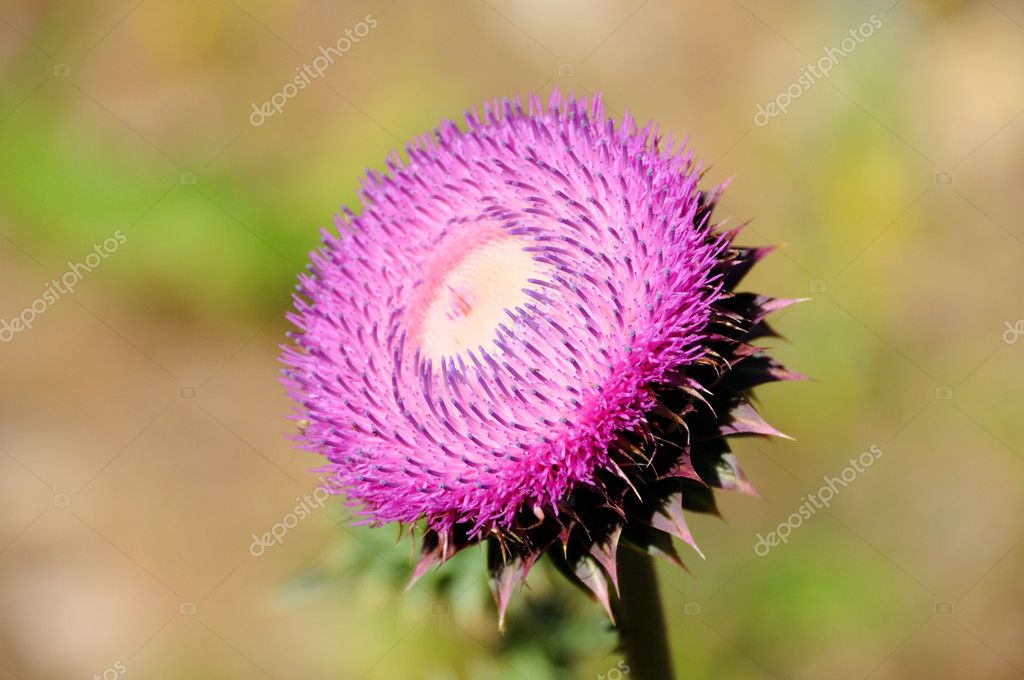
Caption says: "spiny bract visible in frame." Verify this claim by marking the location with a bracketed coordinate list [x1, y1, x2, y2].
[281, 90, 800, 627]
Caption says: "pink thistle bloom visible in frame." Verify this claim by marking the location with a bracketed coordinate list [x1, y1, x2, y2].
[281, 90, 800, 625]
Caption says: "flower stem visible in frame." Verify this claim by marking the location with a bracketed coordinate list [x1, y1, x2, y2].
[612, 547, 675, 680]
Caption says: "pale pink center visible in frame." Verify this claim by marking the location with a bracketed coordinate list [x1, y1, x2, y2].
[408, 226, 542, 362]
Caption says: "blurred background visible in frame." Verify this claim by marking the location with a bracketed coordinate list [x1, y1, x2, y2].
[1, 0, 1022, 678]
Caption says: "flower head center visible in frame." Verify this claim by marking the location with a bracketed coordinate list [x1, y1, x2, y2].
[410, 227, 541, 362]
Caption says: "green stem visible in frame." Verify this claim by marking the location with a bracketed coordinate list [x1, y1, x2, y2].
[612, 547, 676, 680]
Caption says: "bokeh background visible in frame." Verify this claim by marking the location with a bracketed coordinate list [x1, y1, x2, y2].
[2, 0, 1023, 678]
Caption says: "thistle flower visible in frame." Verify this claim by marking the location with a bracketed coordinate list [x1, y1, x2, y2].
[281, 90, 799, 629]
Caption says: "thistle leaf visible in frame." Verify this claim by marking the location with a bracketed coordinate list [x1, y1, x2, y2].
[572, 555, 615, 622]
[587, 523, 624, 594]
[721, 401, 791, 439]
[647, 490, 705, 558]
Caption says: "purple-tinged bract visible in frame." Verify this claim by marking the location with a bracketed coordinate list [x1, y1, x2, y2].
[281, 91, 800, 626]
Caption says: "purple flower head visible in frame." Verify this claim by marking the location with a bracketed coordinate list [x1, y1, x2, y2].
[282, 90, 800, 626]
